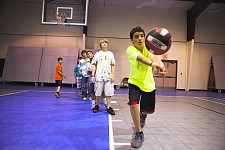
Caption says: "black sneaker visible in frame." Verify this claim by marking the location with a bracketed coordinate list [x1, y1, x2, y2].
[93, 105, 100, 113]
[55, 93, 60, 98]
[107, 107, 115, 115]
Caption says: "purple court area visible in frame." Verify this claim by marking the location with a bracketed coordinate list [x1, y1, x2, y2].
[0, 83, 225, 149]
[0, 83, 110, 150]
[0, 83, 225, 100]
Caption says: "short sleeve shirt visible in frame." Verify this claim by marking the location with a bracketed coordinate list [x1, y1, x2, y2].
[74, 64, 82, 77]
[92, 50, 116, 81]
[79, 58, 90, 77]
[55, 64, 63, 80]
[126, 46, 155, 92]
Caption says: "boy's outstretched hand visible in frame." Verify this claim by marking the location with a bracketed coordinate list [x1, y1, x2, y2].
[157, 68, 168, 75]
[153, 63, 168, 75]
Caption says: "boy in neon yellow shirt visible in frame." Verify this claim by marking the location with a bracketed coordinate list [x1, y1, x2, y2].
[126, 27, 167, 148]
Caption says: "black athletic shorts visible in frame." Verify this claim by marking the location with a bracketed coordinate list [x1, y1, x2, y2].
[128, 84, 156, 113]
[55, 80, 62, 87]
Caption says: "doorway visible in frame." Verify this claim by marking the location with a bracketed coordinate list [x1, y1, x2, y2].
[154, 60, 177, 89]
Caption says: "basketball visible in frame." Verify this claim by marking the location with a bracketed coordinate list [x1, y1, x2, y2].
[145, 28, 172, 55]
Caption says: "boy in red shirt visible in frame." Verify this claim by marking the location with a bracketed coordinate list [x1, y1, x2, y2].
[55, 57, 66, 98]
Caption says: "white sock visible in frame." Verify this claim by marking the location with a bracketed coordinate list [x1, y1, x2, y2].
[92, 100, 96, 105]
[103, 98, 107, 105]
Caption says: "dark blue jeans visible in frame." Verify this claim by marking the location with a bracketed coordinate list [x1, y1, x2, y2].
[81, 76, 89, 98]
[88, 76, 94, 96]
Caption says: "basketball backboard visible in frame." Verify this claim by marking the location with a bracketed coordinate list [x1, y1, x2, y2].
[41, 0, 89, 26]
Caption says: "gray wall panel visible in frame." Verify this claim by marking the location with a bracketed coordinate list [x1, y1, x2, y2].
[3, 72, 40, 82]
[212, 56, 225, 64]
[7, 46, 43, 55]
[43, 48, 79, 56]
[212, 56, 225, 90]
[112, 50, 121, 86]
[2, 47, 42, 82]
[38, 48, 79, 84]
[3, 55, 41, 72]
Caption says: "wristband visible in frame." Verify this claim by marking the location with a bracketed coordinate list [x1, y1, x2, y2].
[150, 62, 154, 67]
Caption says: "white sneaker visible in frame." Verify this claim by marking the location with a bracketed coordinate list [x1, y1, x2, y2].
[89, 97, 92, 101]
[83, 97, 87, 100]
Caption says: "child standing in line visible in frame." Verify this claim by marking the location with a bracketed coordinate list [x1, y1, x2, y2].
[79, 50, 90, 100]
[87, 50, 96, 109]
[87, 50, 108, 109]
[55, 57, 66, 98]
[91, 39, 116, 115]
[74, 57, 82, 97]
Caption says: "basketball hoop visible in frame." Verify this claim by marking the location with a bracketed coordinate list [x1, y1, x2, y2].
[55, 11, 68, 25]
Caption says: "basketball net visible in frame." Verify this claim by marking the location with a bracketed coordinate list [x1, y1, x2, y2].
[56, 11, 67, 26]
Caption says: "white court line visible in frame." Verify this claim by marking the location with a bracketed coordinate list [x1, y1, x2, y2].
[114, 143, 131, 146]
[0, 90, 28, 97]
[194, 97, 225, 106]
[200, 97, 225, 101]
[108, 115, 115, 150]
[155, 95, 225, 101]
[113, 109, 120, 111]
[115, 93, 225, 101]
[111, 101, 117, 104]
[112, 120, 123, 122]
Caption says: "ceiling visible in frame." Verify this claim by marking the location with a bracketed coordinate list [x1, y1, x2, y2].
[89, 0, 195, 11]
[89, 0, 225, 12]
[1, 0, 225, 12]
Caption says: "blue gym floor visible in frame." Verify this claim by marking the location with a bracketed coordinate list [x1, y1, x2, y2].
[0, 83, 225, 150]
[0, 84, 110, 150]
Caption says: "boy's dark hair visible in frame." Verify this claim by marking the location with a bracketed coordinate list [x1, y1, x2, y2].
[58, 57, 63, 61]
[87, 50, 93, 54]
[130, 26, 145, 39]
[81, 50, 87, 56]
[77, 57, 82, 64]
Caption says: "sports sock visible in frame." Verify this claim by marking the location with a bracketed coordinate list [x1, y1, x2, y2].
[103, 98, 107, 104]
[92, 100, 95, 105]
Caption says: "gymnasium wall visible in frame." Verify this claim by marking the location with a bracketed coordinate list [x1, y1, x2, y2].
[0, 2, 84, 58]
[0, 2, 224, 90]
[86, 6, 188, 89]
[191, 9, 225, 90]
[86, 5, 225, 90]
[2, 46, 79, 84]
